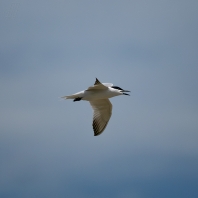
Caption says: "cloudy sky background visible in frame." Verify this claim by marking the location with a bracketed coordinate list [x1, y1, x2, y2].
[1, 0, 198, 197]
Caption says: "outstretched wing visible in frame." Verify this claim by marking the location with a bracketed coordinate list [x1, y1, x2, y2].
[94, 78, 102, 85]
[89, 99, 112, 136]
[87, 78, 108, 90]
[87, 78, 113, 90]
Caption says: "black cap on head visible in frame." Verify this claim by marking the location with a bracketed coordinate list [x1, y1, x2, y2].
[111, 86, 124, 91]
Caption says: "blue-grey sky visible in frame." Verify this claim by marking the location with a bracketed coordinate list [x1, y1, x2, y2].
[1, 1, 198, 198]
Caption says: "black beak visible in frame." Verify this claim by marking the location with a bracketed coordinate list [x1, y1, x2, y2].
[123, 93, 130, 96]
[121, 90, 130, 96]
[123, 90, 130, 92]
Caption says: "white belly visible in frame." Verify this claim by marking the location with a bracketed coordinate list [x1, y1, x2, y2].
[82, 90, 116, 101]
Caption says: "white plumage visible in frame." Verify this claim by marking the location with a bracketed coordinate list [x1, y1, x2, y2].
[62, 78, 130, 136]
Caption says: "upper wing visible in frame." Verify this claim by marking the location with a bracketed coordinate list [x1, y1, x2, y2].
[94, 78, 102, 85]
[87, 78, 113, 90]
[89, 99, 112, 136]
[102, 83, 113, 87]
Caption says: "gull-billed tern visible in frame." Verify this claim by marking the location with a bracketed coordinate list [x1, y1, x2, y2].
[62, 78, 130, 136]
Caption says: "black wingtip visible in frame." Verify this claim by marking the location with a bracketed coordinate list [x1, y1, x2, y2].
[94, 78, 101, 85]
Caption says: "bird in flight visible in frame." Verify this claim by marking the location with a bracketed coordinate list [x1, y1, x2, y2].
[62, 78, 130, 136]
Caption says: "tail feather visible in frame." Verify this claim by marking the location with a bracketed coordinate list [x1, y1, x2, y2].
[61, 95, 76, 99]
[61, 91, 84, 100]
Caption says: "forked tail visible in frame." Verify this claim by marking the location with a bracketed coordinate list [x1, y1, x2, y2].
[61, 95, 76, 100]
[61, 91, 84, 100]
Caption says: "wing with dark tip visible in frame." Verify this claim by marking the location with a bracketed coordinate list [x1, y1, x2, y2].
[94, 78, 102, 85]
[89, 99, 112, 136]
[95, 78, 113, 87]
[86, 78, 108, 90]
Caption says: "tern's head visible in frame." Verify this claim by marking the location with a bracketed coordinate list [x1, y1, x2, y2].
[111, 86, 130, 96]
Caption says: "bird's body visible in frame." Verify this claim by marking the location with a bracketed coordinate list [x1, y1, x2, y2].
[62, 78, 130, 136]
[65, 88, 122, 101]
